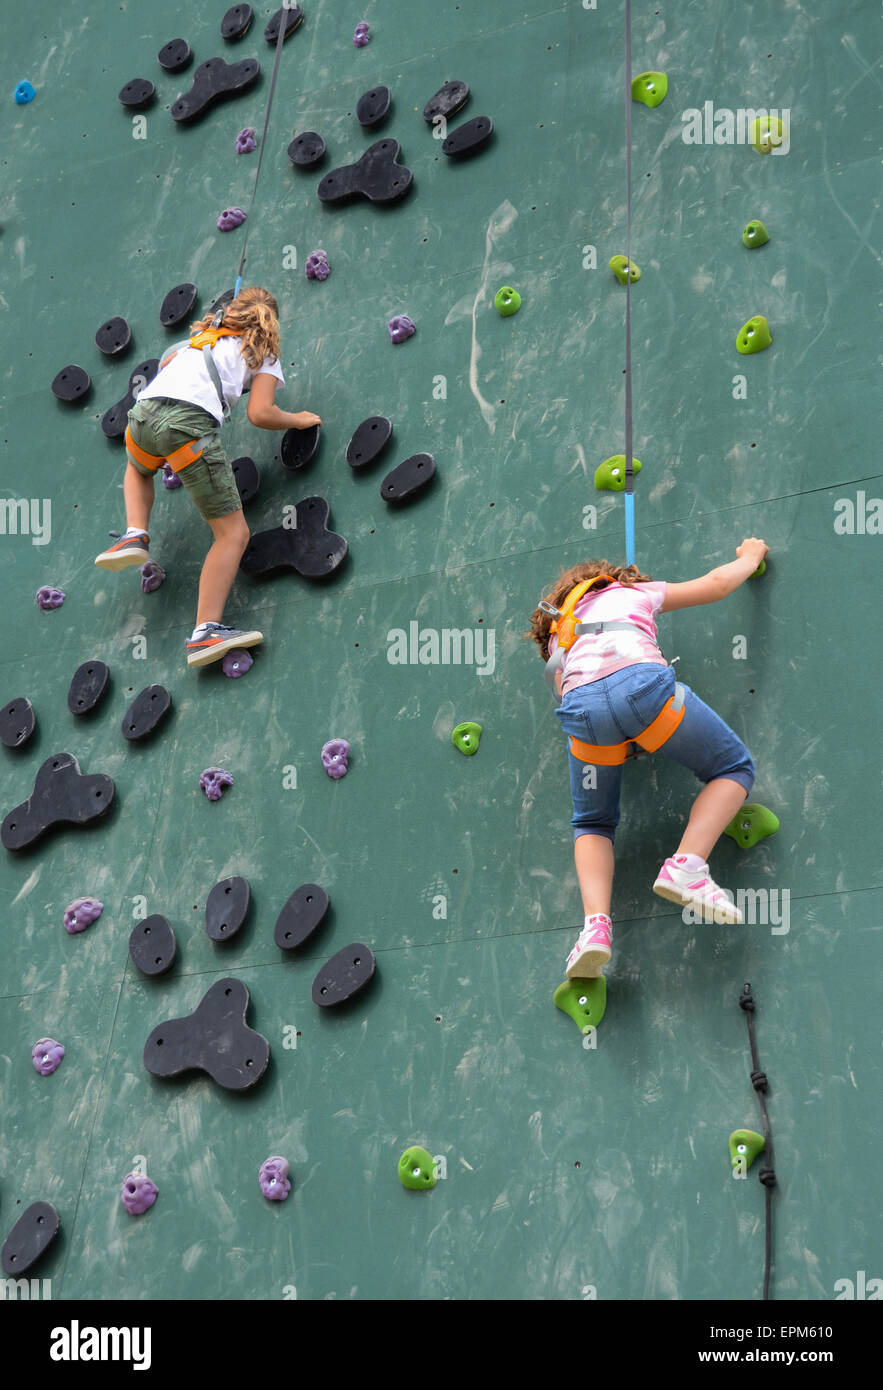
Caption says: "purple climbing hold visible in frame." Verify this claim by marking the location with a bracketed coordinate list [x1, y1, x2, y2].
[321, 738, 350, 780]
[259, 1155, 292, 1201]
[353, 22, 370, 47]
[120, 1173, 158, 1216]
[235, 126, 257, 153]
[200, 767, 234, 801]
[32, 1039, 65, 1076]
[221, 648, 253, 678]
[36, 586, 65, 611]
[63, 896, 103, 934]
[217, 207, 247, 231]
[388, 315, 415, 345]
[140, 561, 166, 594]
[162, 462, 182, 489]
[305, 249, 331, 281]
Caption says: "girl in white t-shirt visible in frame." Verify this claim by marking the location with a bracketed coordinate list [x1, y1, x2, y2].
[95, 287, 321, 668]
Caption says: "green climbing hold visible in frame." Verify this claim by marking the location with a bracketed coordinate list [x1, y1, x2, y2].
[724, 803, 780, 851]
[398, 1145, 437, 1190]
[729, 1128, 765, 1171]
[609, 255, 641, 284]
[595, 455, 642, 492]
[452, 721, 482, 756]
[736, 315, 772, 355]
[554, 977, 606, 1035]
[752, 559, 766, 577]
[631, 71, 667, 107]
[494, 286, 521, 317]
[749, 116, 786, 155]
[742, 219, 769, 249]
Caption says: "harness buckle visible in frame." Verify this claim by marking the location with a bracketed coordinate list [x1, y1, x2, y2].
[538, 600, 561, 619]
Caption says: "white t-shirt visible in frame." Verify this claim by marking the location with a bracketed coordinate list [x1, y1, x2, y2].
[138, 335, 286, 425]
[549, 581, 668, 694]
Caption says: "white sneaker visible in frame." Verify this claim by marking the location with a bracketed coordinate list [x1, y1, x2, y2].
[565, 915, 612, 978]
[652, 856, 743, 924]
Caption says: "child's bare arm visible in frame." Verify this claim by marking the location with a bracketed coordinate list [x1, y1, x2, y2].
[247, 372, 321, 430]
[660, 538, 769, 612]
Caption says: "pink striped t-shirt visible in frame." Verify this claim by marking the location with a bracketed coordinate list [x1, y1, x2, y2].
[549, 581, 668, 694]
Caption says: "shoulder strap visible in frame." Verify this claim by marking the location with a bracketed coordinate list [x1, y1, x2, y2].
[201, 344, 230, 420]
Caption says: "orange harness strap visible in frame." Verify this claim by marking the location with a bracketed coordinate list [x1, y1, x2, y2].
[125, 427, 207, 475]
[568, 690, 686, 766]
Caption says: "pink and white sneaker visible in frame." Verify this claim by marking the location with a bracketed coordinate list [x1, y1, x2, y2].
[652, 856, 743, 924]
[566, 914, 612, 978]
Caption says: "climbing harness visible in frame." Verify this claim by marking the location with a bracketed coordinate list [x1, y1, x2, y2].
[739, 983, 776, 1300]
[124, 327, 239, 473]
[622, 0, 636, 566]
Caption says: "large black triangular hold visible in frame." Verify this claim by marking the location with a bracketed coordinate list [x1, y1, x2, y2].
[1, 1202, 60, 1276]
[274, 883, 330, 951]
[95, 316, 132, 356]
[239, 497, 347, 579]
[265, 4, 304, 43]
[122, 685, 172, 741]
[231, 455, 260, 504]
[280, 424, 320, 471]
[101, 360, 160, 439]
[143, 978, 270, 1091]
[422, 80, 470, 123]
[51, 365, 91, 403]
[442, 115, 495, 159]
[0, 697, 36, 749]
[129, 915, 177, 977]
[356, 85, 391, 129]
[67, 660, 110, 716]
[206, 875, 251, 942]
[346, 416, 393, 470]
[221, 3, 253, 41]
[2, 753, 115, 852]
[287, 130, 326, 168]
[171, 57, 260, 124]
[317, 139, 413, 205]
[381, 453, 437, 504]
[312, 943, 376, 1008]
[160, 282, 198, 328]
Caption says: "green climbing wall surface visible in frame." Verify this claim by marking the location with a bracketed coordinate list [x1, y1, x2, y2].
[1, 0, 880, 1303]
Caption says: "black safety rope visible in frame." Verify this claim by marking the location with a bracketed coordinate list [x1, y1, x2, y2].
[739, 983, 776, 1299]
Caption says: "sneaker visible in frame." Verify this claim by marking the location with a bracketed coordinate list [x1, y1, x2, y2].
[186, 622, 264, 668]
[95, 531, 150, 570]
[565, 915, 612, 978]
[652, 856, 743, 924]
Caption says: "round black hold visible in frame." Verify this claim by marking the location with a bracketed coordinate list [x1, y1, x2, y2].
[231, 456, 260, 505]
[280, 424, 320, 471]
[67, 660, 110, 716]
[158, 39, 193, 73]
[208, 287, 236, 317]
[206, 876, 251, 942]
[118, 78, 156, 109]
[0, 697, 36, 749]
[121, 685, 172, 741]
[441, 115, 495, 159]
[274, 883, 330, 951]
[1, 1202, 60, 1277]
[264, 4, 304, 44]
[312, 942, 376, 1008]
[423, 79, 470, 123]
[221, 3, 253, 41]
[287, 130, 326, 168]
[356, 85, 391, 129]
[160, 282, 198, 328]
[94, 316, 132, 356]
[380, 452, 437, 504]
[51, 365, 91, 403]
[346, 416, 393, 470]
[129, 914, 177, 977]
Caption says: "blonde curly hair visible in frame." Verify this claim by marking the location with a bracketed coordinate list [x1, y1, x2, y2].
[190, 286, 281, 372]
[526, 559, 652, 660]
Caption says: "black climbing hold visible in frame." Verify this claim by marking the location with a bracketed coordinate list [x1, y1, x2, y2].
[205, 875, 251, 942]
[0, 697, 36, 749]
[121, 685, 172, 741]
[67, 660, 110, 716]
[143, 977, 270, 1091]
[423, 80, 469, 123]
[280, 424, 320, 471]
[2, 753, 115, 852]
[1, 1202, 60, 1276]
[51, 365, 91, 403]
[240, 497, 347, 579]
[346, 416, 393, 471]
[119, 78, 156, 110]
[264, 4, 304, 43]
[442, 115, 495, 159]
[160, 282, 198, 328]
[101, 359, 160, 439]
[312, 943, 376, 1008]
[171, 57, 260, 124]
[380, 453, 437, 504]
[317, 138, 413, 205]
[274, 883, 329, 951]
[129, 914, 177, 977]
[356, 85, 391, 129]
[221, 3, 253, 41]
[208, 287, 236, 317]
[231, 455, 260, 504]
[94, 316, 132, 357]
[158, 39, 193, 74]
[287, 130, 326, 169]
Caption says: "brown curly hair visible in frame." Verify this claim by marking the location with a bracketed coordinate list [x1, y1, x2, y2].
[526, 559, 652, 660]
[189, 286, 281, 372]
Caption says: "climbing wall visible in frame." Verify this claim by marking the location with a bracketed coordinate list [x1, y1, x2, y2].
[1, 0, 879, 1302]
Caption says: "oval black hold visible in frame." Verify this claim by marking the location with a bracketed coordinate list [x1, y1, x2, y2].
[1, 1202, 60, 1276]
[231, 456, 260, 505]
[346, 416, 393, 470]
[94, 316, 132, 356]
[274, 883, 330, 951]
[121, 685, 172, 741]
[280, 424, 320, 472]
[160, 282, 198, 328]
[67, 660, 110, 716]
[118, 78, 156, 109]
[287, 130, 326, 168]
[221, 3, 253, 41]
[265, 3, 304, 43]
[442, 115, 495, 159]
[101, 359, 160, 439]
[356, 85, 391, 128]
[206, 876, 251, 942]
[129, 914, 177, 977]
[380, 453, 437, 504]
[0, 697, 36, 749]
[312, 942, 376, 1008]
[423, 79, 469, 123]
[51, 365, 91, 403]
[158, 39, 193, 73]
[208, 287, 236, 317]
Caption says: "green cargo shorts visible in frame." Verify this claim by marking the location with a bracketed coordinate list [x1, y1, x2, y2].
[127, 397, 242, 521]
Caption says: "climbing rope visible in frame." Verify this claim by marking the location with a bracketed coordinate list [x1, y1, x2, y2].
[623, 0, 635, 567]
[739, 983, 776, 1299]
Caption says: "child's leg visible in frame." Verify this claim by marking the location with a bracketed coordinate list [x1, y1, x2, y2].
[574, 832, 615, 917]
[676, 777, 748, 861]
[123, 461, 156, 532]
[196, 509, 251, 626]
